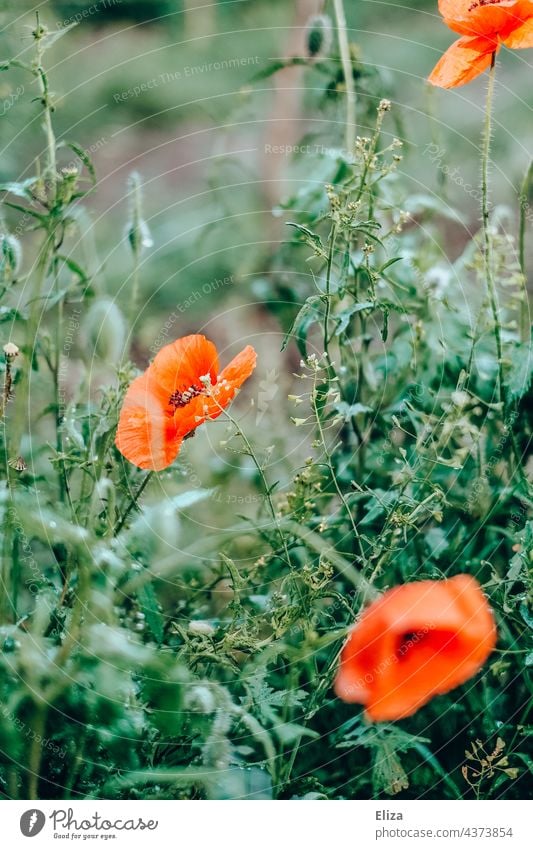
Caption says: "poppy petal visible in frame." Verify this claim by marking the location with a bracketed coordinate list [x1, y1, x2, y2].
[503, 14, 533, 44]
[196, 344, 258, 422]
[439, 0, 527, 37]
[210, 345, 258, 411]
[170, 345, 257, 437]
[150, 335, 219, 403]
[115, 372, 183, 470]
[428, 36, 495, 87]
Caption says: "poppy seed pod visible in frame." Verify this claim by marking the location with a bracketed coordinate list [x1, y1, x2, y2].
[305, 14, 333, 59]
[83, 298, 126, 364]
[0, 231, 22, 281]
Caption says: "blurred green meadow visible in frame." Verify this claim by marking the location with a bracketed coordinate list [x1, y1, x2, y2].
[0, 0, 531, 802]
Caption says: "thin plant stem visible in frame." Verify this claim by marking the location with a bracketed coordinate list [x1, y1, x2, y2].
[518, 159, 532, 343]
[221, 404, 293, 569]
[10, 230, 55, 458]
[27, 703, 46, 799]
[332, 0, 356, 153]
[310, 371, 366, 567]
[114, 471, 154, 535]
[481, 54, 504, 408]
[35, 13, 57, 199]
[323, 221, 337, 364]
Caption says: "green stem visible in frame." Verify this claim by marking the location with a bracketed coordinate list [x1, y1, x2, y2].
[323, 222, 337, 364]
[222, 406, 293, 569]
[518, 159, 532, 343]
[27, 703, 46, 799]
[10, 230, 55, 457]
[35, 14, 57, 199]
[482, 54, 504, 408]
[114, 471, 154, 535]
[332, 0, 356, 153]
[311, 372, 366, 567]
[52, 257, 67, 503]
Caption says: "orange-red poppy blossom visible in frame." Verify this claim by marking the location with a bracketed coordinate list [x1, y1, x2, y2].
[428, 0, 533, 88]
[116, 334, 257, 471]
[334, 575, 496, 721]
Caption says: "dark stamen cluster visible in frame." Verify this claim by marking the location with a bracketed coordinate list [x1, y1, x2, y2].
[468, 0, 504, 10]
[169, 385, 202, 408]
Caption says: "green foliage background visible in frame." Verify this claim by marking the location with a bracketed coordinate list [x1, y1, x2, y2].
[0, 0, 531, 801]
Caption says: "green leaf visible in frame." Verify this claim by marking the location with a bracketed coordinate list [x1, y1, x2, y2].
[286, 221, 324, 253]
[378, 256, 403, 273]
[381, 307, 389, 342]
[282, 295, 322, 356]
[137, 583, 165, 645]
[53, 254, 89, 283]
[506, 342, 533, 401]
[59, 140, 97, 186]
[171, 489, 213, 512]
[41, 22, 78, 50]
[2, 200, 47, 223]
[251, 57, 309, 82]
[0, 306, 25, 323]
[335, 401, 373, 422]
[0, 179, 39, 199]
[334, 300, 374, 336]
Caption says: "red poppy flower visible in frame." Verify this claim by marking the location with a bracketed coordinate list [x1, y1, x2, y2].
[334, 575, 496, 721]
[428, 0, 533, 88]
[116, 335, 257, 471]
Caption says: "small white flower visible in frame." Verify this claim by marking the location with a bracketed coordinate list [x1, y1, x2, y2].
[3, 342, 19, 357]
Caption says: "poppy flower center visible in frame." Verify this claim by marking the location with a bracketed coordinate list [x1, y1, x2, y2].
[169, 385, 203, 408]
[396, 630, 429, 659]
[468, 0, 504, 10]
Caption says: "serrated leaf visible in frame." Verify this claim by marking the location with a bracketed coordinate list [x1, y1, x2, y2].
[335, 401, 373, 421]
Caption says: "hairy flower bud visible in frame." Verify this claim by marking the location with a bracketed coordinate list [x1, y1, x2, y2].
[125, 171, 153, 256]
[305, 14, 333, 59]
[0, 231, 22, 281]
[83, 298, 126, 363]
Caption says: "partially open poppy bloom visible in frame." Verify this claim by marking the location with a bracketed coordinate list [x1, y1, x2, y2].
[116, 335, 257, 470]
[428, 1, 533, 88]
[334, 575, 496, 721]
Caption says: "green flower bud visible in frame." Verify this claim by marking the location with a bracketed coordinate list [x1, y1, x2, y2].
[306, 14, 333, 59]
[83, 298, 126, 363]
[125, 171, 153, 256]
[57, 166, 80, 205]
[0, 231, 22, 281]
